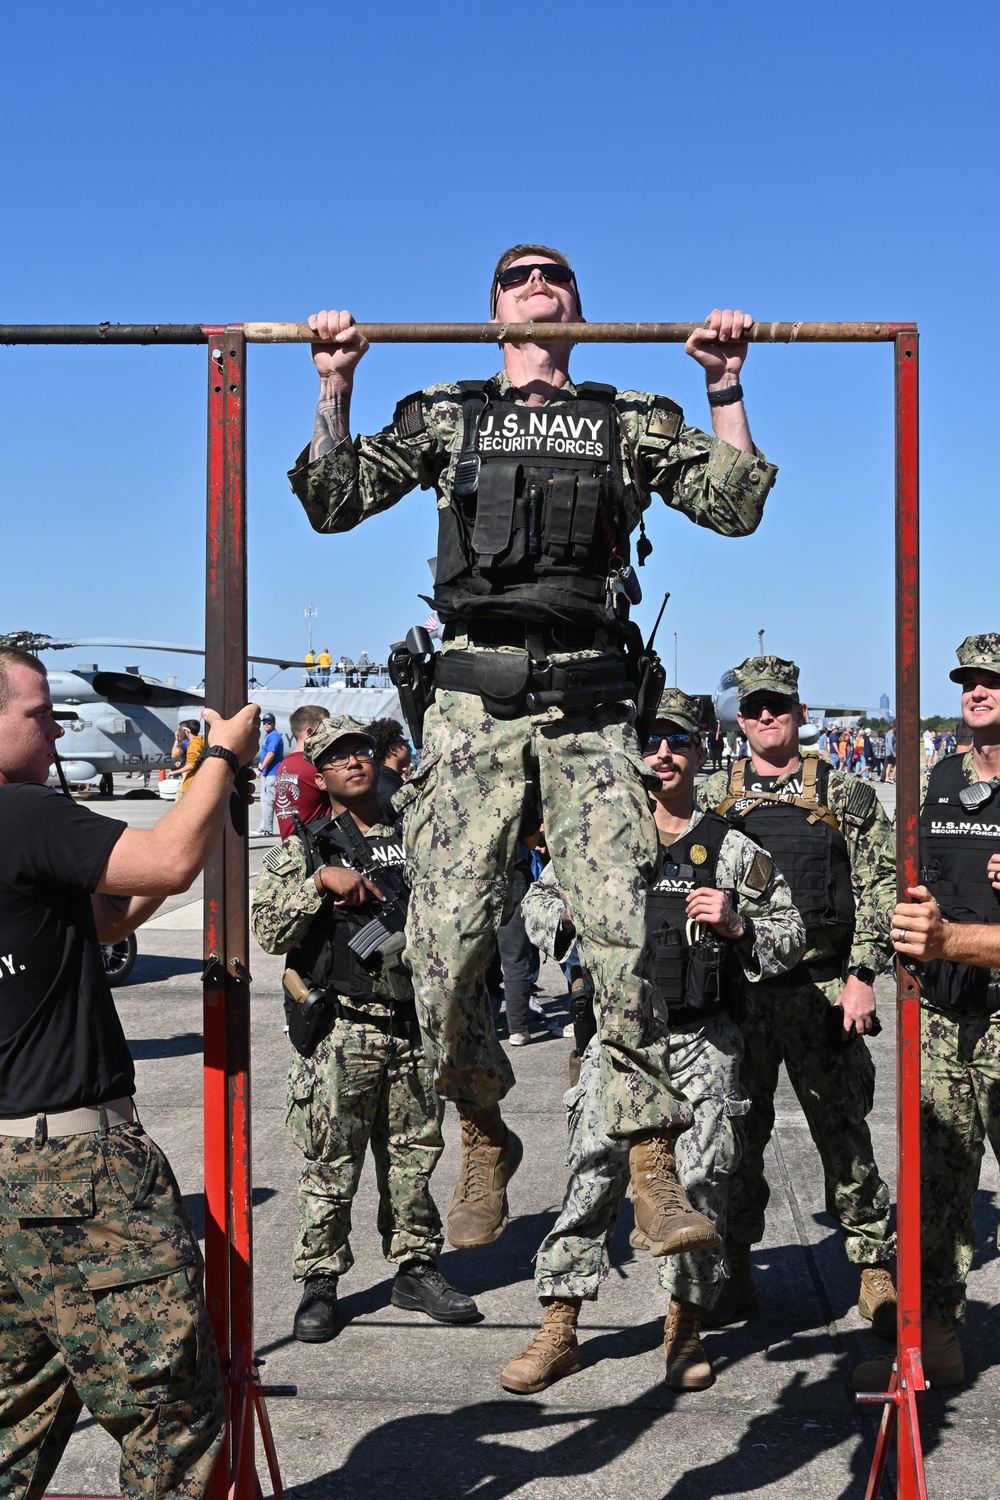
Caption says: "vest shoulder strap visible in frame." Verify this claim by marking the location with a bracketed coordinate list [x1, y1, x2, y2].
[925, 752, 969, 805]
[457, 379, 491, 399]
[575, 380, 618, 403]
[714, 758, 748, 818]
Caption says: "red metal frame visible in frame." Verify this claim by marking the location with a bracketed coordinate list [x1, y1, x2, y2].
[0, 317, 920, 1499]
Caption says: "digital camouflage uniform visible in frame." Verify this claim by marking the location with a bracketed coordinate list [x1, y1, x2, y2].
[520, 807, 804, 1307]
[0, 1123, 223, 1500]
[251, 826, 445, 1284]
[917, 632, 1000, 1323]
[699, 657, 897, 1267]
[289, 370, 777, 1140]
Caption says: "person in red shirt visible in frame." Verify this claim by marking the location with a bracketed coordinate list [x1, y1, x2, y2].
[275, 705, 331, 839]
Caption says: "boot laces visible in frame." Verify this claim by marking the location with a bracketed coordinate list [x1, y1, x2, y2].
[863, 1267, 895, 1299]
[637, 1136, 685, 1212]
[665, 1305, 704, 1363]
[519, 1308, 576, 1360]
[457, 1118, 500, 1201]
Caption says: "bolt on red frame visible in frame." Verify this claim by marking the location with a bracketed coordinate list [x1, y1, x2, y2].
[0, 317, 920, 1500]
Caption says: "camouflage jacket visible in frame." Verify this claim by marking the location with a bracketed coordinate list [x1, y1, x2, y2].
[251, 820, 400, 955]
[288, 368, 777, 540]
[522, 809, 805, 982]
[699, 760, 896, 973]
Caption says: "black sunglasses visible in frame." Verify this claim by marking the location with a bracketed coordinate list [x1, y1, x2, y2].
[644, 732, 697, 754]
[739, 694, 796, 719]
[495, 262, 576, 291]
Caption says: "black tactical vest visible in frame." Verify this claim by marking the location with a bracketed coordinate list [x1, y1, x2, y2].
[431, 380, 630, 630]
[646, 813, 742, 1020]
[718, 759, 855, 933]
[289, 816, 412, 1002]
[920, 755, 1000, 1013]
[921, 755, 1000, 920]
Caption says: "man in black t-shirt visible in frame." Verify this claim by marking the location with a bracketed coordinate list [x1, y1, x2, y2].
[0, 646, 260, 1499]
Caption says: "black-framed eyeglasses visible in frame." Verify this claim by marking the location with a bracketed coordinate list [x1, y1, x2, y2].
[644, 732, 697, 755]
[319, 745, 376, 769]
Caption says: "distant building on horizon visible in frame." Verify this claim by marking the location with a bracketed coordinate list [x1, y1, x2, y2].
[880, 692, 890, 712]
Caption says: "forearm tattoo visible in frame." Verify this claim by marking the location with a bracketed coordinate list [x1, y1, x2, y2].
[310, 390, 351, 461]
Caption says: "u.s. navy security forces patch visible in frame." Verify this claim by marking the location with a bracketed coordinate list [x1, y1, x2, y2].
[474, 405, 611, 460]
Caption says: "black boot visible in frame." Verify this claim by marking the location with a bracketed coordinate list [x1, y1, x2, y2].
[391, 1261, 479, 1324]
[293, 1274, 339, 1342]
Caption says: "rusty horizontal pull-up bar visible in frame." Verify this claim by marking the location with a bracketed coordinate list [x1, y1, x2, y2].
[0, 320, 917, 346]
[245, 320, 913, 344]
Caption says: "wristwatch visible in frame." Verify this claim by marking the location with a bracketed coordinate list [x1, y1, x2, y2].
[203, 744, 241, 776]
[847, 964, 877, 986]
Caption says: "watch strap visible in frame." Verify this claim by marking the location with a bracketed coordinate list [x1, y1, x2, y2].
[204, 744, 241, 776]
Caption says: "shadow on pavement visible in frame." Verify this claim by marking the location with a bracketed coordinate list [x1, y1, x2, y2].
[130, 1030, 204, 1059]
[127, 954, 205, 985]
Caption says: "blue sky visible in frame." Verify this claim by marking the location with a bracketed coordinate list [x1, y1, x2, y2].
[1, 0, 995, 713]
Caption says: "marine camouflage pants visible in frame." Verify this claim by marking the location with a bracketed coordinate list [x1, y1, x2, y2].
[0, 1123, 223, 1500]
[534, 1016, 748, 1308]
[399, 687, 688, 1139]
[920, 1005, 1000, 1324]
[286, 1012, 445, 1281]
[727, 975, 894, 1265]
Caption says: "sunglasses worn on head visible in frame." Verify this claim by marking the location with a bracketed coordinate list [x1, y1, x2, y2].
[320, 744, 375, 769]
[495, 262, 576, 291]
[740, 694, 796, 719]
[644, 732, 697, 754]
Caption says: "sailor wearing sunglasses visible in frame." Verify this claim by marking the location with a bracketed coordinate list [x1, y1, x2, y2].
[288, 247, 778, 1258]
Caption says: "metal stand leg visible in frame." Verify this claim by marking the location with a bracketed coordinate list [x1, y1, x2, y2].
[204, 327, 285, 1500]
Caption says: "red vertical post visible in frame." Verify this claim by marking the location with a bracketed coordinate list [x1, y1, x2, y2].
[217, 327, 257, 1494]
[203, 327, 233, 1500]
[894, 329, 927, 1497]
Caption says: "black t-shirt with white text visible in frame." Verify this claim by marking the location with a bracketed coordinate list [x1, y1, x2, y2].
[0, 784, 134, 1113]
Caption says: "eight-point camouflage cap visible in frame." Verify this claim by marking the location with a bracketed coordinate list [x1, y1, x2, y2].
[949, 633, 1000, 684]
[652, 687, 703, 737]
[734, 655, 800, 702]
[304, 715, 376, 767]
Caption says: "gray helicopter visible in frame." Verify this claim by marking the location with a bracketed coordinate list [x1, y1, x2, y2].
[0, 632, 303, 783]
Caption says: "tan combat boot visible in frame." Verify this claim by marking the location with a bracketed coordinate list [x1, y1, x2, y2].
[701, 1241, 757, 1329]
[663, 1297, 714, 1390]
[858, 1266, 898, 1341]
[852, 1316, 965, 1392]
[501, 1299, 582, 1393]
[628, 1132, 721, 1257]
[446, 1104, 524, 1249]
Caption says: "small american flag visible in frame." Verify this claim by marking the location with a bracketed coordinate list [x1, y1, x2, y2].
[424, 613, 439, 632]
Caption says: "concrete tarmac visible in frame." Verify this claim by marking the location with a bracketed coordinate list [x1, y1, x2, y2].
[47, 777, 1000, 1499]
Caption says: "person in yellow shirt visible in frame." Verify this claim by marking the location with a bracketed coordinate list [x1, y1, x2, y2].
[317, 648, 333, 687]
[304, 650, 317, 687]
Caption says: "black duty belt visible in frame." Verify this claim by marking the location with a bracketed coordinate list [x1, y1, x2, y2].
[330, 996, 419, 1036]
[442, 620, 605, 654]
[434, 648, 634, 719]
[765, 953, 849, 988]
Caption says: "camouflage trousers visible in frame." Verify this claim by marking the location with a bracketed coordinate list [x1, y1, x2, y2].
[534, 1015, 748, 1308]
[286, 1011, 445, 1281]
[399, 687, 688, 1139]
[0, 1122, 223, 1500]
[727, 975, 894, 1265]
[920, 1005, 1000, 1324]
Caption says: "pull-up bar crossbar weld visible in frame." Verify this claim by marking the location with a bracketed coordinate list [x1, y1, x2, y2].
[0, 320, 916, 346]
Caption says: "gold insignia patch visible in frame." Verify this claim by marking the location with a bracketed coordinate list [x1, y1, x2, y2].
[690, 844, 708, 865]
